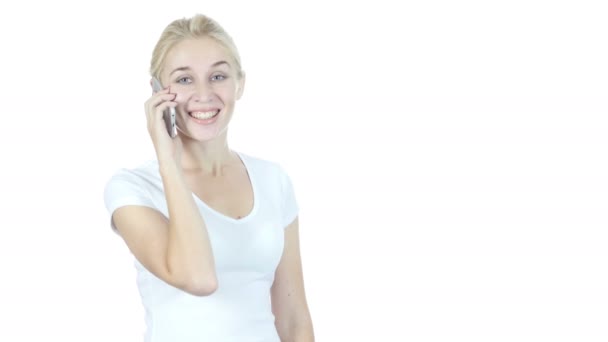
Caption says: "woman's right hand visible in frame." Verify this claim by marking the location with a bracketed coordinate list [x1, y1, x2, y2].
[144, 87, 182, 165]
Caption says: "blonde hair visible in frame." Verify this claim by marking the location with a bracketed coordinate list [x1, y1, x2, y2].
[150, 14, 243, 80]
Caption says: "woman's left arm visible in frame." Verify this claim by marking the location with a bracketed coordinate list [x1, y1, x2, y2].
[271, 217, 315, 342]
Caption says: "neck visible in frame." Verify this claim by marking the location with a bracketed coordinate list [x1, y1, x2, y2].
[179, 132, 239, 176]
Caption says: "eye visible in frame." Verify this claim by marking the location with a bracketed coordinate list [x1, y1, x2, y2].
[211, 74, 227, 82]
[176, 76, 192, 85]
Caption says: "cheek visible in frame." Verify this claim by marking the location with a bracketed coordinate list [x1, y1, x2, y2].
[172, 89, 190, 103]
[218, 84, 238, 103]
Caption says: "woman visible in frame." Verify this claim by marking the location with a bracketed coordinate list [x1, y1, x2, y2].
[103, 14, 314, 341]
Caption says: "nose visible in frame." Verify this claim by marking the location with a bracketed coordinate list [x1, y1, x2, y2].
[192, 81, 214, 102]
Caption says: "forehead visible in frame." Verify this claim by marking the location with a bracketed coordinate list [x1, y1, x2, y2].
[164, 37, 233, 71]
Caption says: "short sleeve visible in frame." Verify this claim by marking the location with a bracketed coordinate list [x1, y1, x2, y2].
[103, 170, 157, 233]
[279, 166, 299, 228]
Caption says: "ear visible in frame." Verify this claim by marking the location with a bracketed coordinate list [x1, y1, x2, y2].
[236, 71, 246, 100]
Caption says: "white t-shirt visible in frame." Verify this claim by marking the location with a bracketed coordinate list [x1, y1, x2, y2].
[103, 152, 298, 342]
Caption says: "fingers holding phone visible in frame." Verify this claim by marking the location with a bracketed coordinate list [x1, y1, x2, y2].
[151, 78, 177, 138]
[145, 80, 182, 164]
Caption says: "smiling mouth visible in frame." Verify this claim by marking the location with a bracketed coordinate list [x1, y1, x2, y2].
[189, 110, 220, 120]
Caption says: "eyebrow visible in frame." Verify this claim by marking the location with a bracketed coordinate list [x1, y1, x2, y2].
[169, 61, 230, 76]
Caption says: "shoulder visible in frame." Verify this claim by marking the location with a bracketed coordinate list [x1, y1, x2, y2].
[237, 151, 297, 199]
[239, 152, 300, 226]
[105, 160, 160, 187]
[237, 151, 290, 179]
[103, 159, 161, 211]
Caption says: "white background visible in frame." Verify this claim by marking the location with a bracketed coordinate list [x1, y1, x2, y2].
[0, 0, 606, 341]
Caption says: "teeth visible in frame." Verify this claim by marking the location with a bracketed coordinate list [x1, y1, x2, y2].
[190, 110, 219, 119]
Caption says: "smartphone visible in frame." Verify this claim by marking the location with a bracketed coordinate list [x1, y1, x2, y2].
[151, 77, 177, 138]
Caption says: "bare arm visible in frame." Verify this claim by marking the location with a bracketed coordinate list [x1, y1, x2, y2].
[112, 160, 217, 296]
[271, 217, 315, 341]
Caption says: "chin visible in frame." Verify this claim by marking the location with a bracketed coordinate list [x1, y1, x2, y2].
[182, 126, 228, 142]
